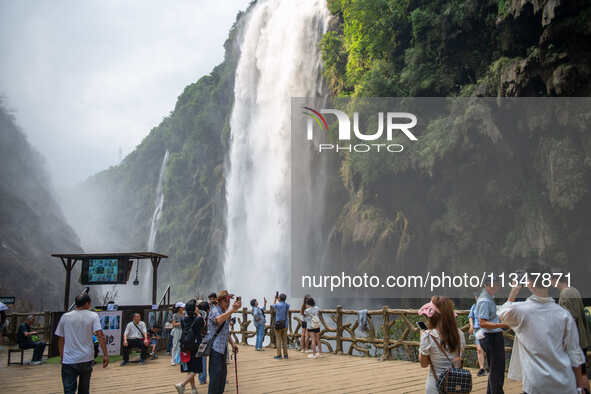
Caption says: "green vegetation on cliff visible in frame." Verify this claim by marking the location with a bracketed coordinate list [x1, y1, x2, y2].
[320, 0, 591, 284]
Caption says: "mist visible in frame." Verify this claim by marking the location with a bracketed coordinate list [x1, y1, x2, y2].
[0, 0, 250, 188]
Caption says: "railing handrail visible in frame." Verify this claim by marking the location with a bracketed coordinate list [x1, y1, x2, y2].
[228, 305, 512, 363]
[159, 284, 171, 306]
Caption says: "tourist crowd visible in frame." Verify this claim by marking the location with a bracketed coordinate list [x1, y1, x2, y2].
[6, 257, 588, 394]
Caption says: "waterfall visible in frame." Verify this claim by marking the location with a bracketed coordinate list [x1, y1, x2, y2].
[224, 0, 330, 299]
[147, 150, 169, 252]
[141, 150, 170, 302]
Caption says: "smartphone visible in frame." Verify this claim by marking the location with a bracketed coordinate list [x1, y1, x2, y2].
[236, 296, 241, 302]
[416, 321, 427, 330]
[275, 291, 279, 298]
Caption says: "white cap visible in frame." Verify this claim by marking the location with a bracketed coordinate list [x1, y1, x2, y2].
[175, 302, 185, 309]
[0, 302, 7, 312]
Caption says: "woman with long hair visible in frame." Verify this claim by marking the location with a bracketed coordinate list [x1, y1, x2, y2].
[305, 297, 321, 359]
[300, 295, 311, 353]
[171, 302, 185, 366]
[418, 296, 466, 394]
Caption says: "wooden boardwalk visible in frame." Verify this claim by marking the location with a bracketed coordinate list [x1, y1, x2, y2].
[0, 346, 523, 393]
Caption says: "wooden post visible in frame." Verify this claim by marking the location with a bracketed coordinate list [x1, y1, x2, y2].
[151, 256, 161, 305]
[63, 258, 72, 311]
[335, 305, 343, 354]
[381, 306, 391, 361]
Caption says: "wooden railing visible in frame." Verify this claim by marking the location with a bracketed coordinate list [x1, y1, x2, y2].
[230, 306, 514, 361]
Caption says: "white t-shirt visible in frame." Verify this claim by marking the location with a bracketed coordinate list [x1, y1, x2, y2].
[55, 309, 102, 364]
[124, 320, 147, 339]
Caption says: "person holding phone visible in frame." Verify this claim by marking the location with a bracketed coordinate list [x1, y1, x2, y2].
[417, 296, 465, 394]
[271, 292, 290, 360]
[204, 290, 241, 394]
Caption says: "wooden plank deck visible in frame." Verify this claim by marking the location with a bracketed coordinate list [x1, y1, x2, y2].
[0, 346, 523, 393]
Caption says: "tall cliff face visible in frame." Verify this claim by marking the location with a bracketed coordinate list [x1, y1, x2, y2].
[320, 0, 591, 286]
[0, 104, 82, 311]
[64, 9, 251, 300]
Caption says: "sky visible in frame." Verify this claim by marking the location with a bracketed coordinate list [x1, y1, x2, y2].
[0, 0, 250, 187]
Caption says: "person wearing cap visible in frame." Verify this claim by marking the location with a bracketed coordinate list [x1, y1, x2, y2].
[204, 290, 241, 394]
[171, 302, 185, 366]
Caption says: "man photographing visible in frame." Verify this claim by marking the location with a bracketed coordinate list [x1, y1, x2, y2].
[55, 294, 108, 394]
[205, 290, 241, 394]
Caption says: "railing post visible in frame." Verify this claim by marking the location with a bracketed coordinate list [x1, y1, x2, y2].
[335, 305, 343, 354]
[241, 307, 248, 345]
[381, 306, 392, 361]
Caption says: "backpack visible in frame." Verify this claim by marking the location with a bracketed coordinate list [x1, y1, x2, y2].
[310, 314, 321, 330]
[180, 317, 200, 353]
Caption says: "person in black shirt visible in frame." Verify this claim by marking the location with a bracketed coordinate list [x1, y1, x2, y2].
[174, 299, 204, 394]
[17, 315, 46, 364]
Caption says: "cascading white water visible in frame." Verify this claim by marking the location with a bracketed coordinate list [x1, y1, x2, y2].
[224, 0, 330, 299]
[148, 150, 169, 252]
[142, 150, 169, 301]
[105, 150, 169, 305]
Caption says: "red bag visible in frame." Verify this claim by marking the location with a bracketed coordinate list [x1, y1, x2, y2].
[180, 351, 191, 363]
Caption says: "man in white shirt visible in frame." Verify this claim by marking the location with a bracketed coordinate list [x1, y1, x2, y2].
[55, 294, 108, 394]
[499, 262, 585, 394]
[121, 313, 149, 366]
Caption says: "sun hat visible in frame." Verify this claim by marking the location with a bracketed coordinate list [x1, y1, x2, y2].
[175, 302, 185, 309]
[217, 290, 234, 300]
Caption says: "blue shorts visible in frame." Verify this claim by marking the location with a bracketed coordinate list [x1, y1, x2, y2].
[150, 339, 158, 346]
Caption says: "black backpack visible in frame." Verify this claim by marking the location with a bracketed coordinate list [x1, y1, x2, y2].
[180, 317, 200, 353]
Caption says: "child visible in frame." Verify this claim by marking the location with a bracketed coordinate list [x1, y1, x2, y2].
[149, 325, 161, 359]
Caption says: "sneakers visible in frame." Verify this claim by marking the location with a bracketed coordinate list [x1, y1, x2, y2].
[171, 361, 176, 366]
[305, 349, 313, 353]
[284, 355, 288, 360]
[120, 361, 128, 366]
[273, 355, 282, 360]
[31, 360, 43, 365]
[477, 368, 487, 377]
[139, 359, 145, 365]
[191, 389, 198, 394]
[174, 383, 185, 394]
[307, 353, 319, 359]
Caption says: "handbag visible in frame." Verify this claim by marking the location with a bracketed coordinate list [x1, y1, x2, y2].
[428, 334, 472, 394]
[196, 320, 226, 358]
